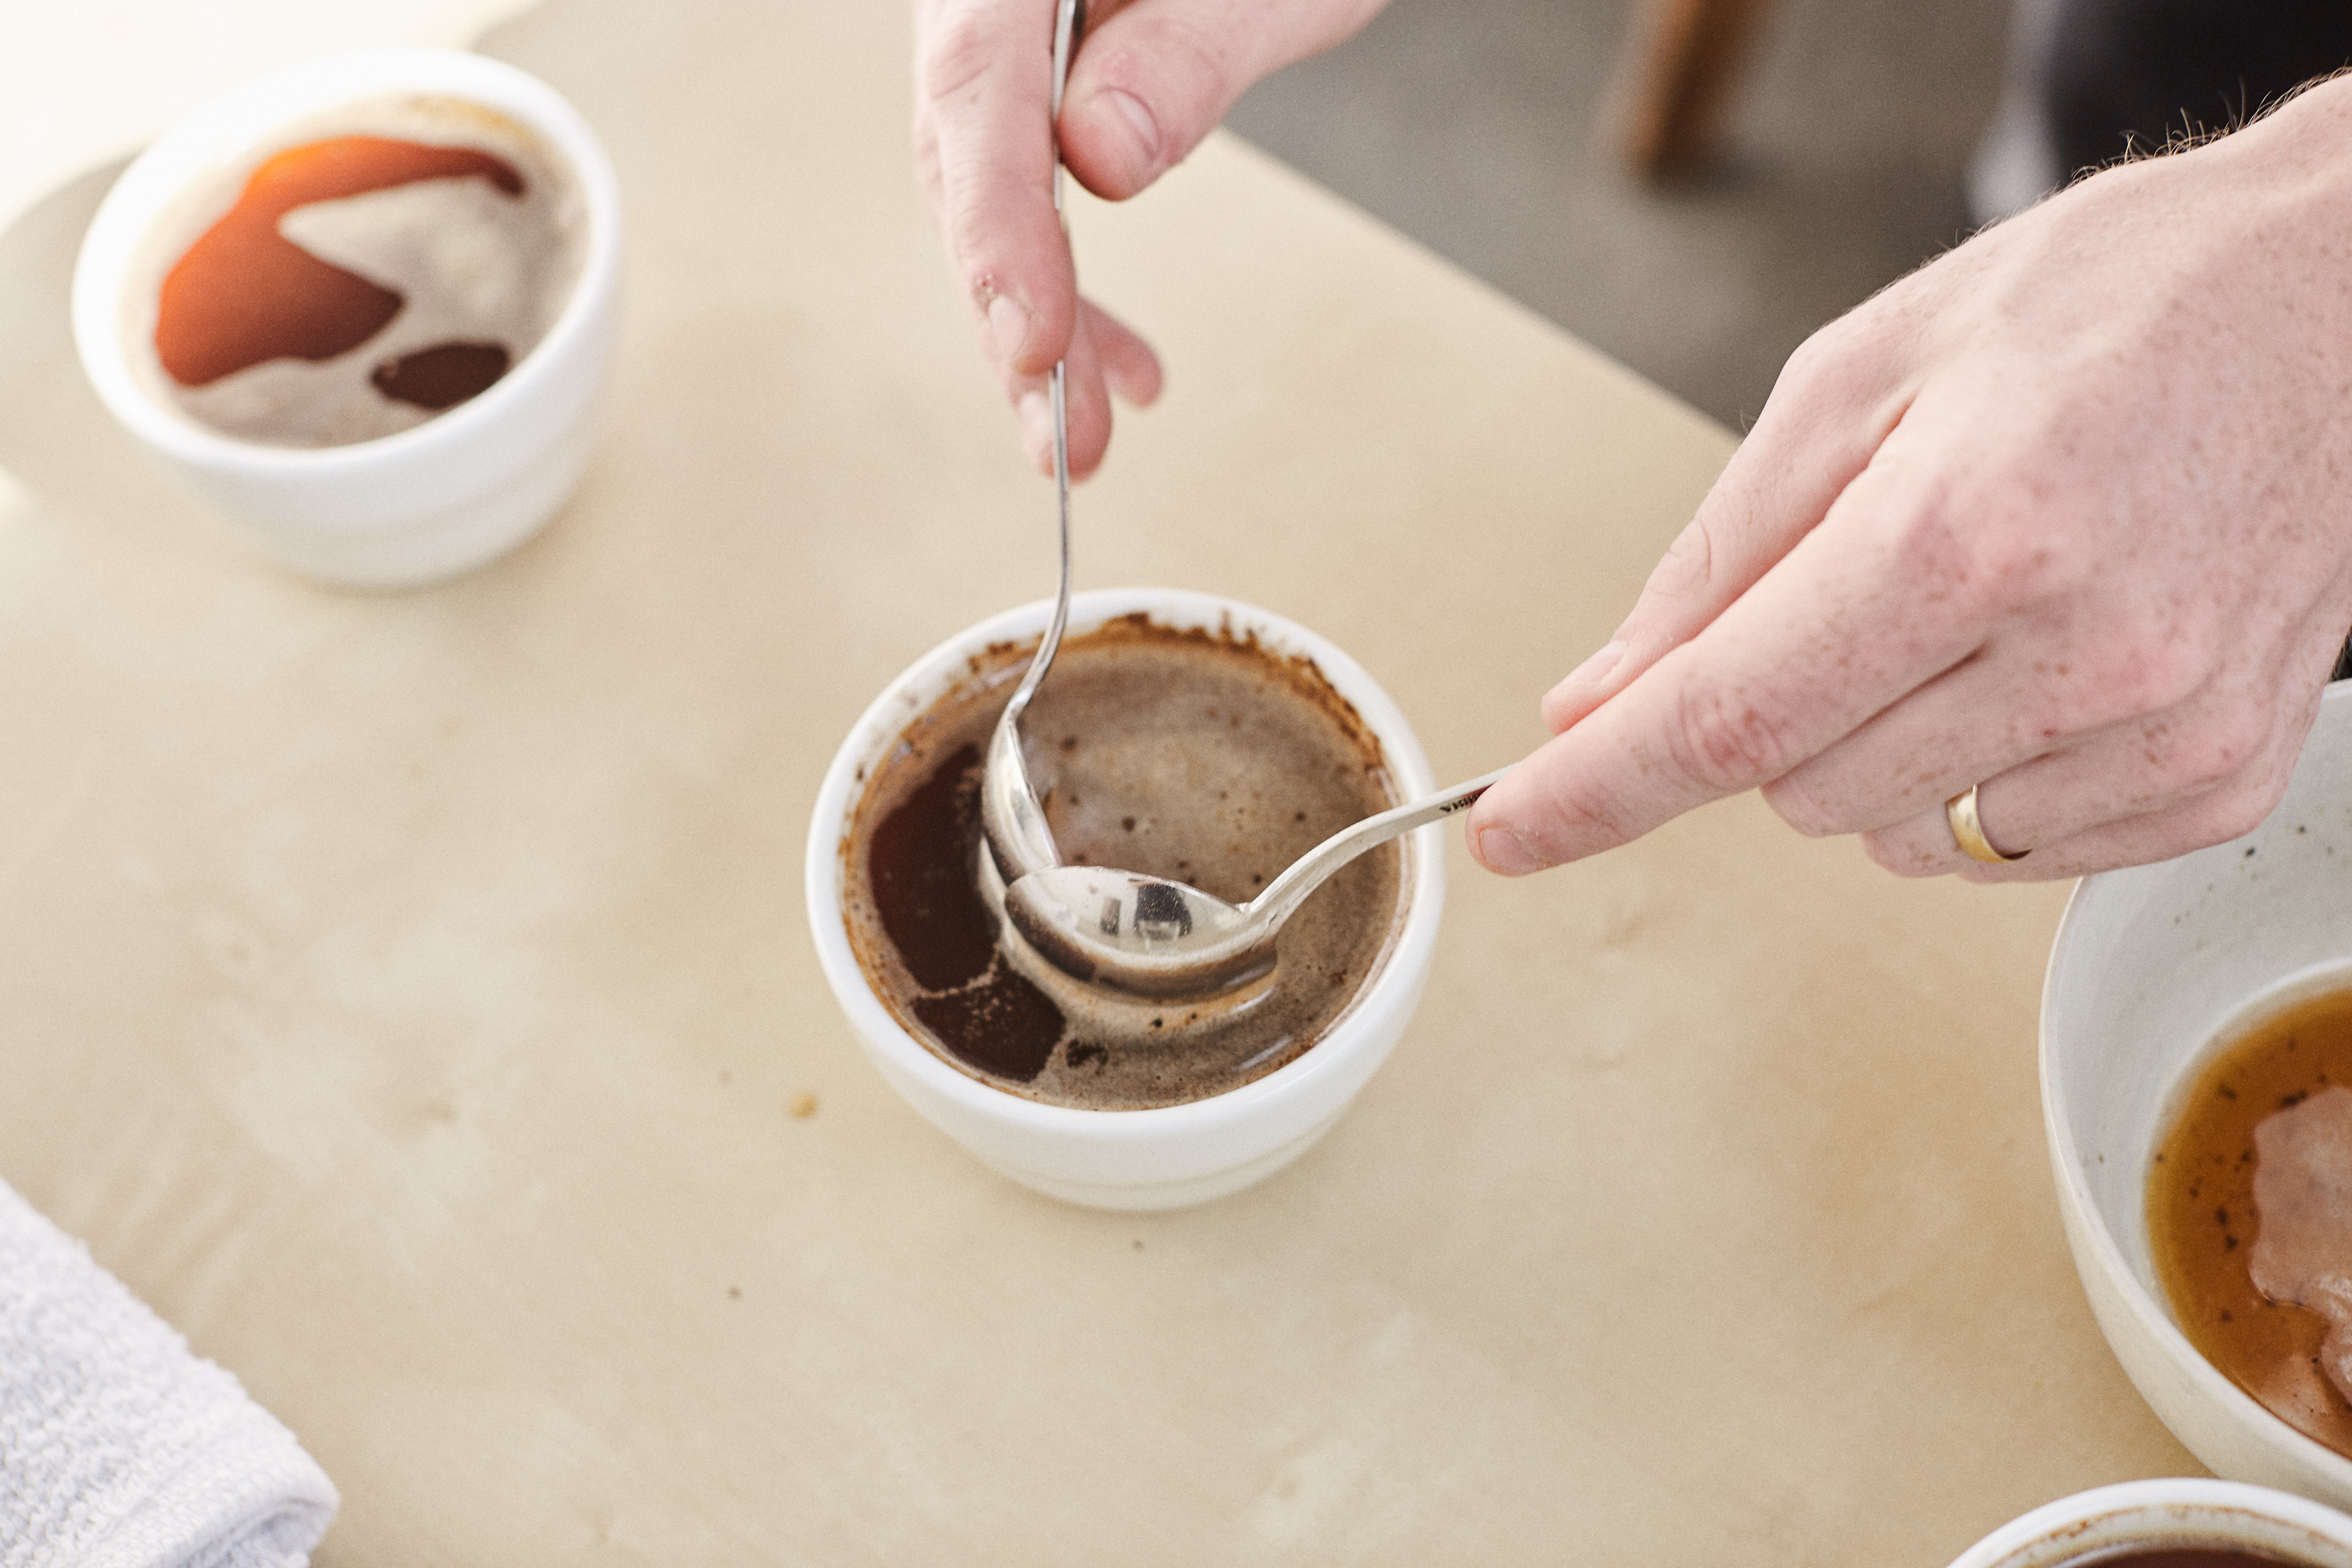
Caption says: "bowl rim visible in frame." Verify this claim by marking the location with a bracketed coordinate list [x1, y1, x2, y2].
[802, 586, 1446, 1135]
[1949, 1477, 2352, 1568]
[69, 45, 622, 479]
[2040, 681, 2352, 1491]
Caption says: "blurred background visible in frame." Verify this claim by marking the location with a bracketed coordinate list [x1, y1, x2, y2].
[1225, 0, 2012, 431]
[12, 0, 2352, 439]
[1224, 0, 2352, 432]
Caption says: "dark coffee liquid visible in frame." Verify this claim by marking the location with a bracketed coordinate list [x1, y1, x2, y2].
[865, 737, 1066, 1084]
[370, 341, 511, 410]
[843, 615, 1407, 1111]
[2149, 986, 2352, 1461]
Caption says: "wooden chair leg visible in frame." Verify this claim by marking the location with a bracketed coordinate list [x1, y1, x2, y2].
[1610, 0, 1776, 180]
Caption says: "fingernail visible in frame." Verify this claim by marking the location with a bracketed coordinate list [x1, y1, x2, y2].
[989, 294, 1031, 363]
[1473, 824, 1545, 877]
[1092, 87, 1162, 174]
[1017, 391, 1051, 468]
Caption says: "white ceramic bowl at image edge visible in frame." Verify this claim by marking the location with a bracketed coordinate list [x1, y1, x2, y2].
[72, 48, 622, 588]
[2042, 682, 2352, 1509]
[804, 588, 1446, 1212]
[1946, 1479, 2352, 1568]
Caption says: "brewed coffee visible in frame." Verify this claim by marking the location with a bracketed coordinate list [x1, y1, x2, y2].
[843, 615, 1408, 1111]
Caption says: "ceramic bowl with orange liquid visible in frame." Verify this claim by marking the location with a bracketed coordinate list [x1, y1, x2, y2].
[72, 48, 622, 586]
[2043, 682, 2352, 1510]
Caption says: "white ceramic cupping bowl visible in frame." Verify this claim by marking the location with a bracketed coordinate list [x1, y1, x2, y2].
[1946, 1479, 2352, 1568]
[2043, 682, 2352, 1509]
[72, 48, 622, 588]
[805, 588, 1446, 1211]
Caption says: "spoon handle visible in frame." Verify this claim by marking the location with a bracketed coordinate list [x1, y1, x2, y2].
[982, 0, 1089, 884]
[1043, 0, 1075, 693]
[1246, 767, 1512, 930]
[999, 0, 1085, 742]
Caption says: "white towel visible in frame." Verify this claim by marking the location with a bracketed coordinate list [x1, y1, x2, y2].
[0, 1180, 337, 1568]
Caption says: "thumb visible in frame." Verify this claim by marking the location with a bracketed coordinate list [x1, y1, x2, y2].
[1060, 0, 1385, 198]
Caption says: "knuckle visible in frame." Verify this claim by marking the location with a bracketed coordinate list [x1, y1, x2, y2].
[1779, 311, 1873, 387]
[2191, 774, 2288, 846]
[1778, 325, 1835, 385]
[1773, 322, 1853, 403]
[2159, 708, 2268, 795]
[2061, 625, 2214, 730]
[1664, 681, 1799, 794]
[940, 194, 996, 274]
[911, 118, 944, 204]
[1110, 13, 1239, 125]
[2105, 636, 2211, 718]
[1860, 827, 1945, 878]
[1766, 309, 1902, 422]
[1758, 774, 1843, 839]
[1981, 623, 2222, 747]
[1530, 777, 1635, 858]
[1878, 481, 1973, 597]
[1639, 517, 1717, 605]
[915, 1, 997, 104]
[1944, 507, 2091, 615]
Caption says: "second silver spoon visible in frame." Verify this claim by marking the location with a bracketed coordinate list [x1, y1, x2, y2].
[1001, 767, 1510, 999]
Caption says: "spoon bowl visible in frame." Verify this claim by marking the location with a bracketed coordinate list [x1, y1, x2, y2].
[1002, 864, 1277, 998]
[1003, 768, 1507, 998]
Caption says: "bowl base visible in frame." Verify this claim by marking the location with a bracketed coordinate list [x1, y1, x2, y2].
[981, 1109, 1345, 1211]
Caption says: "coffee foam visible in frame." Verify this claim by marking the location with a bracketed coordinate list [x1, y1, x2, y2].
[843, 614, 1409, 1111]
[125, 94, 586, 448]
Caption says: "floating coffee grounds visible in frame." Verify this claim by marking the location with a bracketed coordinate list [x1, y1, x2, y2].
[2150, 985, 2352, 1460]
[134, 98, 586, 448]
[843, 615, 1408, 1111]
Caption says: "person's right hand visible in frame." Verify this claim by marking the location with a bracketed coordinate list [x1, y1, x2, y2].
[912, 0, 1386, 478]
[1463, 76, 2352, 886]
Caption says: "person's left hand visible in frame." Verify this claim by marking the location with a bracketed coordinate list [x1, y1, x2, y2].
[912, 0, 1383, 478]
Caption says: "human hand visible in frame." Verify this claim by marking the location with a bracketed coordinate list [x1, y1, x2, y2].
[912, 0, 1385, 477]
[1468, 77, 2352, 882]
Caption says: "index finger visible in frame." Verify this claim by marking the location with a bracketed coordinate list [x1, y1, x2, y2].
[915, 0, 1079, 376]
[1466, 414, 1996, 873]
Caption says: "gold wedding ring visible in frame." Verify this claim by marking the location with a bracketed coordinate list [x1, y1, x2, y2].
[1946, 784, 2026, 864]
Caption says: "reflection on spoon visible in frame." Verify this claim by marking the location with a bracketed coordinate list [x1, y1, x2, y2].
[1002, 768, 1508, 998]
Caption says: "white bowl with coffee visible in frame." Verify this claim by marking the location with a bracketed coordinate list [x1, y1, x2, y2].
[2042, 682, 2352, 1508]
[804, 588, 1447, 1210]
[72, 47, 621, 586]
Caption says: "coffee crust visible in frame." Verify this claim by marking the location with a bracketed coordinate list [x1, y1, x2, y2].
[843, 615, 1408, 1111]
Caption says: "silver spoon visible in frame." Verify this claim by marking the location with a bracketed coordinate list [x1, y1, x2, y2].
[978, 0, 1499, 1002]
[979, 0, 1086, 887]
[1002, 766, 1510, 998]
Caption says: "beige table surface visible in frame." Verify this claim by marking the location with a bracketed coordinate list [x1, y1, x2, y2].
[0, 0, 2200, 1561]
[0, 0, 532, 238]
